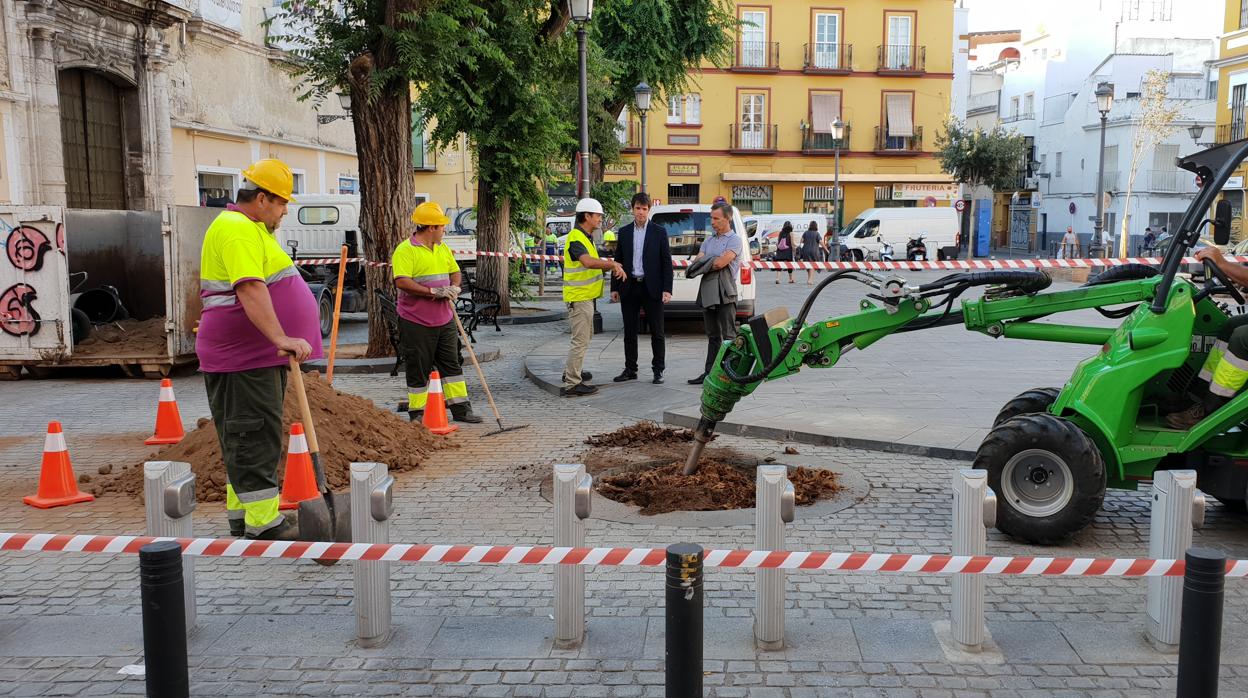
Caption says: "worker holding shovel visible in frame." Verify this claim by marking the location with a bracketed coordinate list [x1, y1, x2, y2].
[392, 201, 483, 424]
[196, 159, 320, 540]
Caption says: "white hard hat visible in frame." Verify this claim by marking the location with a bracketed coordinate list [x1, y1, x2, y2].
[575, 198, 604, 214]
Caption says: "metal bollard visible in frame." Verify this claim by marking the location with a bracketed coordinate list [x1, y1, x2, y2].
[1177, 547, 1227, 698]
[144, 461, 197, 633]
[553, 463, 592, 649]
[754, 465, 794, 650]
[139, 541, 190, 698]
[950, 469, 995, 651]
[351, 462, 394, 648]
[1146, 470, 1204, 648]
[665, 543, 703, 698]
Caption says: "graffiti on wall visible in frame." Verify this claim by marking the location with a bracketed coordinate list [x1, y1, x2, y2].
[6, 226, 53, 272]
[0, 283, 39, 337]
[0, 217, 58, 339]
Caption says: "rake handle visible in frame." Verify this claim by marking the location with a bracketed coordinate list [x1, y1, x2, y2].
[451, 306, 503, 423]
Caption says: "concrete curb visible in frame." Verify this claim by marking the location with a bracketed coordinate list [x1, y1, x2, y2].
[661, 410, 977, 462]
[309, 346, 502, 375]
[523, 361, 565, 397]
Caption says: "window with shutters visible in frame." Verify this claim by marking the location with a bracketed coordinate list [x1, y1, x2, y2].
[1150, 143, 1180, 192]
[1023, 93, 1034, 118]
[881, 92, 915, 151]
[806, 91, 844, 151]
[738, 92, 768, 150]
[1055, 152, 1063, 178]
[668, 95, 681, 124]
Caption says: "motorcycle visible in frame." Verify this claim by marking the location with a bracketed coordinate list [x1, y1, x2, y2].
[906, 233, 928, 261]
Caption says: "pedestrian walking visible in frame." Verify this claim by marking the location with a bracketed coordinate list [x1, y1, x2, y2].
[1143, 227, 1156, 255]
[800, 221, 822, 285]
[196, 159, 320, 540]
[774, 221, 796, 284]
[392, 201, 482, 425]
[1058, 226, 1079, 259]
[562, 198, 627, 397]
[610, 192, 673, 385]
[687, 202, 743, 385]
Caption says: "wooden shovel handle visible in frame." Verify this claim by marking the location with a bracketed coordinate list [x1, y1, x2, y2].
[287, 356, 321, 453]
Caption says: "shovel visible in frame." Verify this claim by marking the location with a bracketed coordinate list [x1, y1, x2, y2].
[288, 358, 352, 561]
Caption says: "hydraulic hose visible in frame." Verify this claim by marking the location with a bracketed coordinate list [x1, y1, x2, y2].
[918, 270, 1052, 294]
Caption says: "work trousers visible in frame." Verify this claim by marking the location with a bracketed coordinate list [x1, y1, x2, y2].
[205, 366, 287, 537]
[620, 279, 666, 374]
[702, 302, 738, 374]
[1200, 313, 1248, 398]
[401, 318, 470, 412]
[564, 299, 595, 386]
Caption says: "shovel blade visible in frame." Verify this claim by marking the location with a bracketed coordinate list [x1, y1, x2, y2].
[297, 492, 353, 543]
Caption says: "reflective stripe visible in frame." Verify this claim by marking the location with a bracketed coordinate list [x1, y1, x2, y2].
[1211, 380, 1239, 397]
[202, 294, 238, 308]
[1199, 347, 1224, 382]
[1225, 352, 1248, 372]
[237, 486, 280, 504]
[225, 484, 243, 515]
[563, 228, 603, 302]
[201, 279, 234, 292]
[408, 273, 450, 284]
[244, 499, 283, 535]
[444, 380, 469, 405]
[1211, 355, 1248, 397]
[265, 265, 300, 284]
[408, 391, 429, 410]
[563, 275, 602, 287]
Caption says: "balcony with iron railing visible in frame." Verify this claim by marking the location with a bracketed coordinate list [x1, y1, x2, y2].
[967, 90, 1000, 116]
[1093, 171, 1120, 192]
[877, 44, 925, 75]
[1148, 170, 1197, 194]
[999, 112, 1035, 124]
[733, 41, 781, 72]
[874, 125, 923, 154]
[801, 125, 852, 154]
[803, 43, 852, 73]
[730, 124, 779, 153]
[1216, 122, 1247, 145]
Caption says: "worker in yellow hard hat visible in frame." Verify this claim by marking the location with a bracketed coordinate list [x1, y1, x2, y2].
[197, 158, 316, 540]
[391, 201, 481, 423]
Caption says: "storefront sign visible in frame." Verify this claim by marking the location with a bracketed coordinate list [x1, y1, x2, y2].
[891, 183, 959, 201]
[668, 163, 700, 177]
[605, 163, 636, 176]
[1226, 176, 1245, 189]
[196, 0, 243, 32]
[732, 185, 772, 200]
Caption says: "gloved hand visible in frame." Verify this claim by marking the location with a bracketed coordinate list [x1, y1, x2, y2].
[431, 285, 457, 300]
[446, 285, 462, 301]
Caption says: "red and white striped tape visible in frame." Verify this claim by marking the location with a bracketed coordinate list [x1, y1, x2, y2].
[2, 532, 1245, 577]
[293, 251, 1228, 273]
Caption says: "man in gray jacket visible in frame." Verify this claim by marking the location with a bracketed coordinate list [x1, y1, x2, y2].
[687, 202, 742, 384]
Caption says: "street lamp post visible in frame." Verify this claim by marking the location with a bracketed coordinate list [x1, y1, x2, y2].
[1189, 124, 1206, 148]
[634, 81, 652, 194]
[317, 91, 353, 124]
[831, 117, 845, 261]
[570, 0, 594, 199]
[1094, 81, 1113, 258]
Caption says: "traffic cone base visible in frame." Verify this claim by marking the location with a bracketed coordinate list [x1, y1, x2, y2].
[145, 378, 185, 445]
[279, 422, 320, 510]
[422, 371, 459, 435]
[24, 421, 94, 509]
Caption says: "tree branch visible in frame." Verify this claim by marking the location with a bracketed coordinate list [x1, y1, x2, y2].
[539, 0, 570, 43]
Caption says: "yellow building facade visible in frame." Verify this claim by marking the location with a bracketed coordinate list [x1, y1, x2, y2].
[1215, 0, 1248, 240]
[607, 0, 957, 223]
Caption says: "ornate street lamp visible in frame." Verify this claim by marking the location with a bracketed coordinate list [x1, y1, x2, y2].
[570, 0, 594, 198]
[1093, 82, 1113, 257]
[317, 91, 353, 124]
[634, 81, 652, 194]
[830, 117, 846, 259]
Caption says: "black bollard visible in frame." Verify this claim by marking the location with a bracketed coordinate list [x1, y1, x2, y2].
[140, 541, 189, 698]
[1177, 547, 1227, 698]
[665, 543, 703, 698]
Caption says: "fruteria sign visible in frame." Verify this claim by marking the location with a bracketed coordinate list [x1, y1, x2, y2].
[892, 184, 959, 201]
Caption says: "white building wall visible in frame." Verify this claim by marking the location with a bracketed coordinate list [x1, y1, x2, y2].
[952, 6, 970, 121]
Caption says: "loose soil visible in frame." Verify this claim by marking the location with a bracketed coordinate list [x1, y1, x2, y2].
[74, 318, 167, 357]
[583, 422, 841, 516]
[88, 371, 454, 502]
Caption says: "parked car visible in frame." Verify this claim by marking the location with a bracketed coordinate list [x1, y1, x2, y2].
[839, 207, 959, 261]
[651, 203, 756, 319]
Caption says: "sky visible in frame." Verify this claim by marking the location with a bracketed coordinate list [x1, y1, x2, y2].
[961, 0, 1074, 33]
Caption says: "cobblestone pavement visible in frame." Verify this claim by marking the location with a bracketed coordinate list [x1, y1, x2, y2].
[1, 284, 1248, 695]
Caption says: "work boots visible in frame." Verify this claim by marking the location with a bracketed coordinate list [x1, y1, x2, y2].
[408, 410, 424, 422]
[1164, 394, 1229, 430]
[450, 404, 484, 423]
[245, 515, 300, 541]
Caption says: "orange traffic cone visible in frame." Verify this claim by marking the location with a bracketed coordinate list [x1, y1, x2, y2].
[145, 378, 185, 445]
[422, 371, 459, 435]
[279, 422, 319, 510]
[24, 421, 94, 509]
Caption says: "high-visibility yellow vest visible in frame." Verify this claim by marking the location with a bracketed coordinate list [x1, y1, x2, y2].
[563, 228, 603, 302]
[604, 230, 617, 242]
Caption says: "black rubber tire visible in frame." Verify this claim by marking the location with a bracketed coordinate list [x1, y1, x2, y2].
[974, 413, 1106, 545]
[318, 291, 333, 337]
[992, 387, 1062, 427]
[71, 308, 92, 344]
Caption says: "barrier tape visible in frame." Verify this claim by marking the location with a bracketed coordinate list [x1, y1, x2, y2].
[3, 532, 1246, 577]
[292, 251, 1228, 273]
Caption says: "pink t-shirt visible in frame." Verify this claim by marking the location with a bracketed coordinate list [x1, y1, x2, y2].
[196, 208, 324, 373]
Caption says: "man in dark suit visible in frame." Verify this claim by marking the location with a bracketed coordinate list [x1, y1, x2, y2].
[611, 192, 673, 384]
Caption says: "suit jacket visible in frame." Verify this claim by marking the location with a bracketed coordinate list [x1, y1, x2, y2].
[611, 221, 674, 300]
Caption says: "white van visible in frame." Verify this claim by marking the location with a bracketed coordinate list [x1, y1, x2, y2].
[838, 207, 959, 261]
[743, 214, 828, 256]
[650, 203, 756, 319]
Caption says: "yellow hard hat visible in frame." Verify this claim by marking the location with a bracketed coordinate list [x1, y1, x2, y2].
[411, 201, 450, 226]
[241, 159, 297, 202]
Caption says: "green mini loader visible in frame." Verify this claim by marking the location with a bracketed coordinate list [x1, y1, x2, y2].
[687, 139, 1248, 544]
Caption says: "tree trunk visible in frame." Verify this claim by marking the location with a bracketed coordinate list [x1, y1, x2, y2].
[475, 175, 512, 316]
[348, 55, 414, 358]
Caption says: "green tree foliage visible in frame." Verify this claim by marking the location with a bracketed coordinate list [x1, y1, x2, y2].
[935, 118, 1029, 192]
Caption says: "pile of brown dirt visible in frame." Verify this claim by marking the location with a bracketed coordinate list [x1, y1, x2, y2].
[596, 460, 842, 516]
[75, 317, 167, 356]
[585, 421, 705, 448]
[88, 371, 453, 502]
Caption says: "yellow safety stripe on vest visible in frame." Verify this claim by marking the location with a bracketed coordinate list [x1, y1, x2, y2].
[1210, 355, 1248, 397]
[408, 391, 429, 410]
